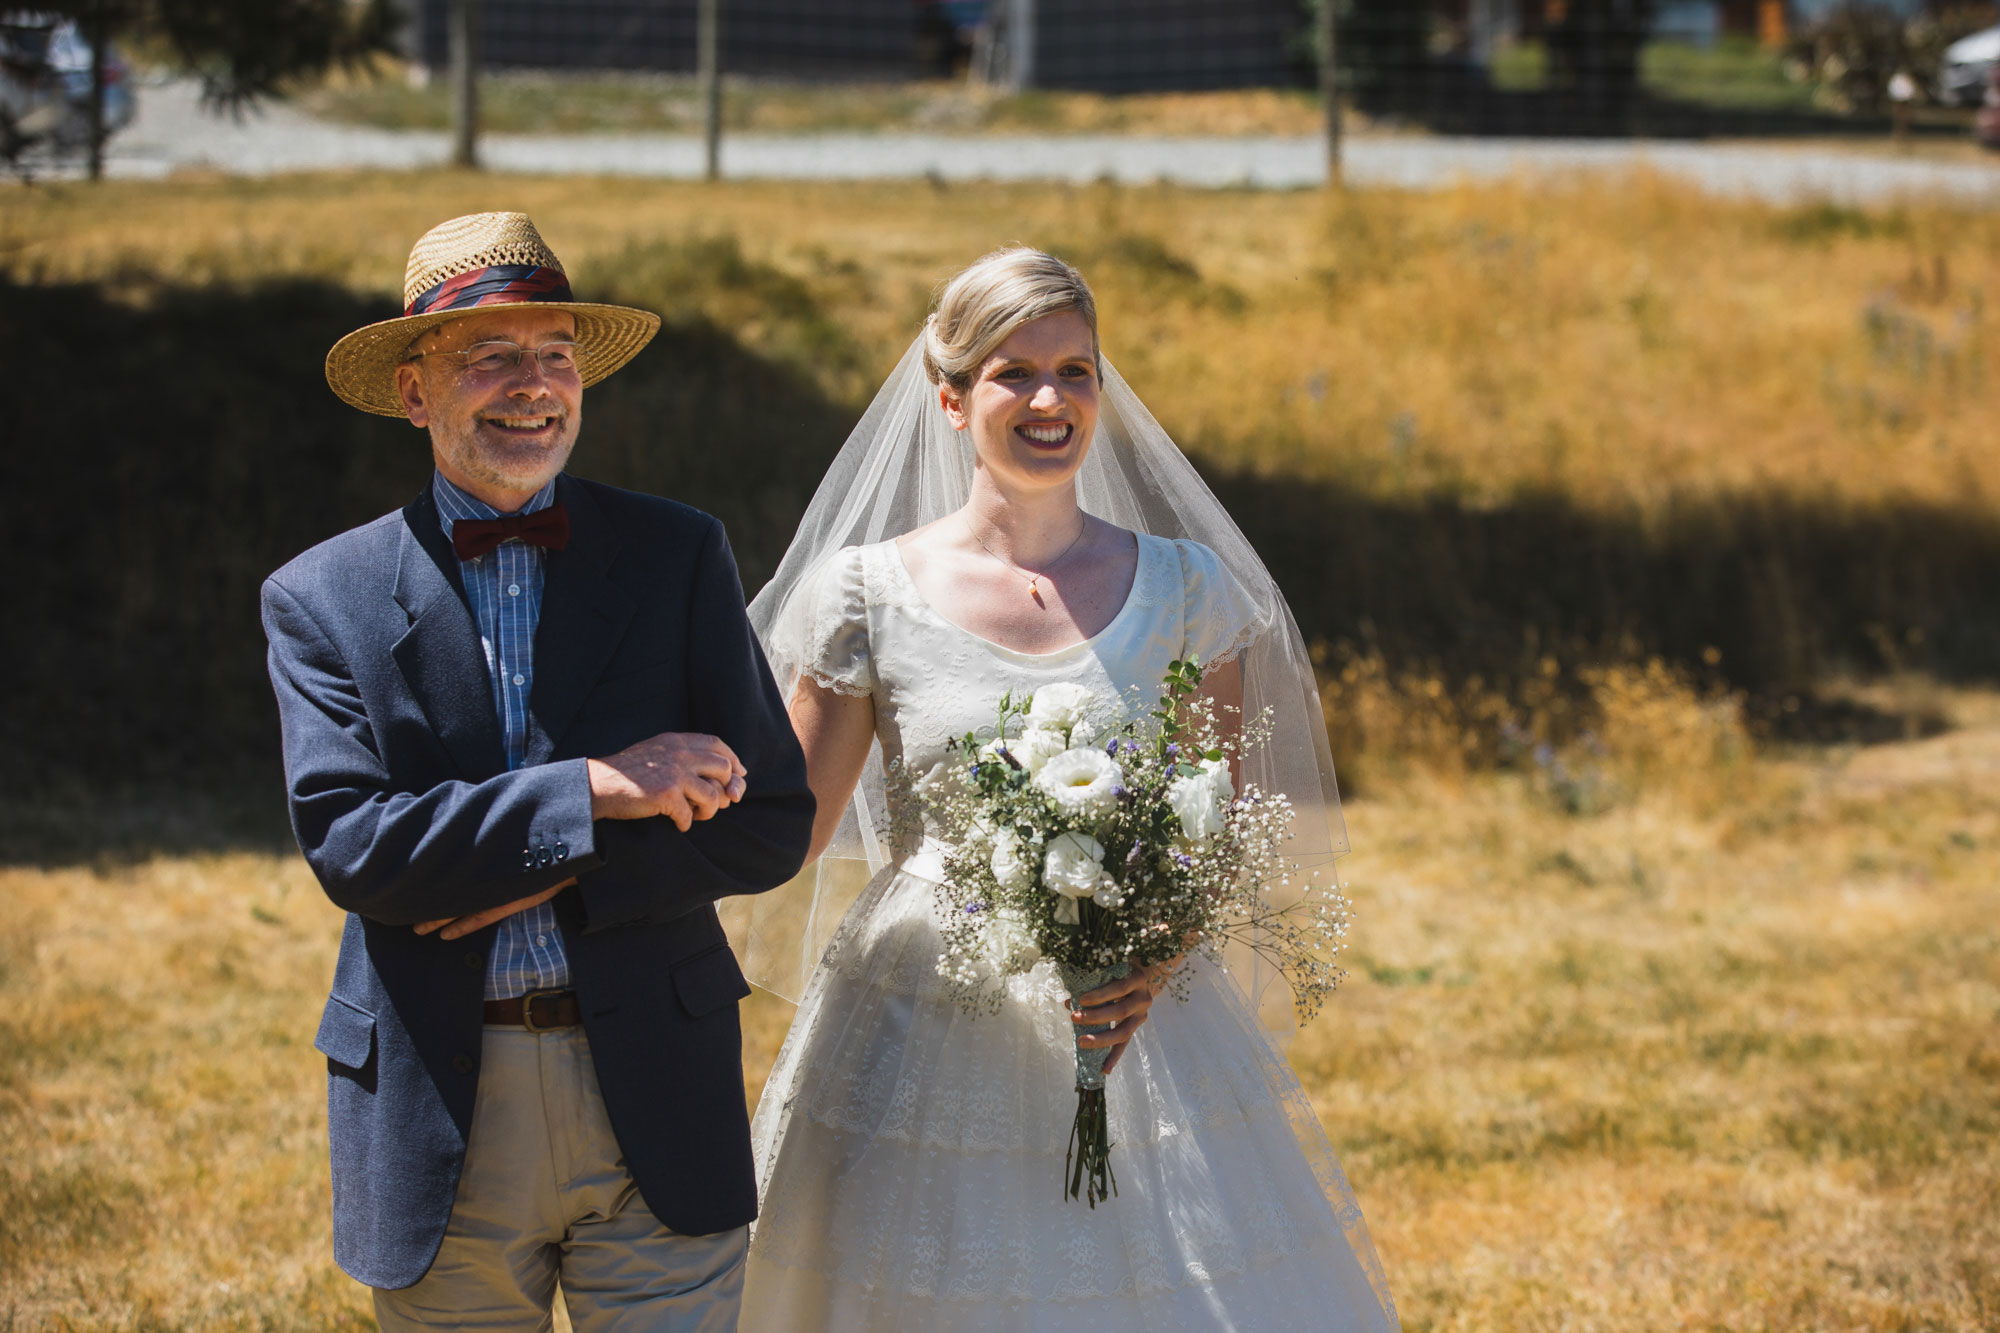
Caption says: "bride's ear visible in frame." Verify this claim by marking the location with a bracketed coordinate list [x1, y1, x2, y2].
[938, 382, 969, 432]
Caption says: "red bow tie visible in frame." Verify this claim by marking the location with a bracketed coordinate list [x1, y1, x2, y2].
[450, 503, 571, 562]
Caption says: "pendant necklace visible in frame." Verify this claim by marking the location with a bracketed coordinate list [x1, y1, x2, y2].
[964, 515, 1088, 601]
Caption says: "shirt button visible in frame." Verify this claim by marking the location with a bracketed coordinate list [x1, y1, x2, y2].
[507, 584, 521, 597]
[535, 934, 549, 948]
[463, 951, 482, 970]
[452, 1054, 474, 1075]
[512, 673, 526, 686]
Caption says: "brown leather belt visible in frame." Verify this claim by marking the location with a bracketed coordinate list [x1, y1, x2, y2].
[482, 988, 581, 1031]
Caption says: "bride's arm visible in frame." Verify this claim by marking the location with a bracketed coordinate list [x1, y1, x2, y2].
[788, 678, 878, 864]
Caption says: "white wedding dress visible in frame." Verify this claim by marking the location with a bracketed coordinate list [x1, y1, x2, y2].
[742, 534, 1399, 1332]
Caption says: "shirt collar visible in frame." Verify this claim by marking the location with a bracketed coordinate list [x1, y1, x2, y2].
[432, 470, 558, 543]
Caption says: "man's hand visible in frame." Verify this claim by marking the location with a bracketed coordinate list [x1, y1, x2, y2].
[416, 878, 574, 940]
[1072, 961, 1176, 1074]
[587, 732, 748, 830]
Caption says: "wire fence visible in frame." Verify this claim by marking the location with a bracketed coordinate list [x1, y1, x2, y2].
[408, 1, 2000, 139]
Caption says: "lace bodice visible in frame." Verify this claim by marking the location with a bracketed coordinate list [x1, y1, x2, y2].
[800, 533, 1262, 800]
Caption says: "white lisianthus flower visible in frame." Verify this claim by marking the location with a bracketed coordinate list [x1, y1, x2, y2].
[1199, 756, 1235, 804]
[990, 827, 1034, 892]
[977, 726, 1067, 776]
[1168, 772, 1227, 844]
[1043, 831, 1108, 899]
[1035, 748, 1125, 818]
[1027, 682, 1094, 735]
[1070, 715, 1100, 748]
[990, 907, 1043, 970]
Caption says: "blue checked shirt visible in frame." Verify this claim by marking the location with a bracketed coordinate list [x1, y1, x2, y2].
[432, 471, 571, 1000]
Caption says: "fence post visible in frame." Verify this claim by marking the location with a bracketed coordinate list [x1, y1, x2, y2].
[86, 0, 109, 181]
[449, 0, 480, 169]
[699, 0, 721, 180]
[1320, 0, 1341, 188]
[1008, 0, 1035, 92]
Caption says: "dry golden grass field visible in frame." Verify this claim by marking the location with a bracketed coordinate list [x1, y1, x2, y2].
[4, 171, 1998, 1330]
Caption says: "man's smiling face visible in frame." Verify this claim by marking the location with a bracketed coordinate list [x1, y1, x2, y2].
[395, 308, 583, 511]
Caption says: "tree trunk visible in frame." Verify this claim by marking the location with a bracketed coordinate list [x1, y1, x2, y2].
[449, 0, 479, 169]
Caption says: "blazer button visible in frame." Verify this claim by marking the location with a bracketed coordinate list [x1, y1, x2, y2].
[452, 1054, 474, 1075]
[522, 850, 535, 870]
[554, 843, 568, 862]
[463, 951, 482, 970]
[536, 847, 553, 868]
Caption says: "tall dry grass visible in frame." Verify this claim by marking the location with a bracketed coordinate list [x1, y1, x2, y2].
[6, 171, 1998, 799]
[5, 678, 1996, 1328]
[3, 172, 1998, 1328]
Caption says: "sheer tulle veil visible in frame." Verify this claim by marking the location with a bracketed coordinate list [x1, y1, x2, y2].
[731, 335, 1348, 1038]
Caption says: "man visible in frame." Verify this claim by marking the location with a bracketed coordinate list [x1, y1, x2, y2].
[262, 211, 813, 1329]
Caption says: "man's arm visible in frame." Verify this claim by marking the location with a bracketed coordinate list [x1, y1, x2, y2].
[574, 517, 816, 932]
[263, 575, 598, 925]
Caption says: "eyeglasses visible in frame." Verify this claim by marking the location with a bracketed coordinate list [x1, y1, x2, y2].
[410, 340, 583, 377]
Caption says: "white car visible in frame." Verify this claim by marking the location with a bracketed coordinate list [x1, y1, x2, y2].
[1940, 25, 2000, 108]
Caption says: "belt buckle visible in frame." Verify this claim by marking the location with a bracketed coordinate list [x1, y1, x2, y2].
[520, 987, 566, 1033]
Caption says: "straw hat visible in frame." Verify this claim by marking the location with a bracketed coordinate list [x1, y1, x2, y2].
[325, 212, 662, 416]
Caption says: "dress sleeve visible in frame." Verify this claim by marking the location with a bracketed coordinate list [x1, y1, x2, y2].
[1176, 539, 1269, 668]
[796, 545, 875, 696]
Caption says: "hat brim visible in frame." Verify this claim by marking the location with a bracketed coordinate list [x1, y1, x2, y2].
[324, 302, 663, 416]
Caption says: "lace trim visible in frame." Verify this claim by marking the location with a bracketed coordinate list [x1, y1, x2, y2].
[797, 662, 875, 698]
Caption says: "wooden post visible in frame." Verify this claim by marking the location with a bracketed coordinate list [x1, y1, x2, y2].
[449, 0, 480, 169]
[86, 0, 109, 181]
[699, 0, 721, 181]
[1008, 0, 1035, 92]
[1320, 0, 1341, 188]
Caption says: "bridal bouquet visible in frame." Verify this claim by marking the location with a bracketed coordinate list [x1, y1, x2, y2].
[887, 659, 1352, 1206]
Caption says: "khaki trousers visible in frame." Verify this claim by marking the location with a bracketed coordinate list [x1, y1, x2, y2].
[373, 1024, 746, 1333]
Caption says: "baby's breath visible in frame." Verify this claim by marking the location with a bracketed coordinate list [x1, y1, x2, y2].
[891, 660, 1352, 1025]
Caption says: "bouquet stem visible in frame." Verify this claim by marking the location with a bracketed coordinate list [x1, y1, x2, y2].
[1059, 961, 1128, 1207]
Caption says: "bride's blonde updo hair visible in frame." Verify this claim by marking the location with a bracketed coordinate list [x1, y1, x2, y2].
[921, 247, 1100, 393]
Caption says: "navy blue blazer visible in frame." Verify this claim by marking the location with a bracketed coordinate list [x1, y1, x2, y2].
[261, 474, 813, 1291]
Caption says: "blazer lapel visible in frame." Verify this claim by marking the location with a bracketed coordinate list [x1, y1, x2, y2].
[391, 489, 508, 780]
[527, 477, 637, 765]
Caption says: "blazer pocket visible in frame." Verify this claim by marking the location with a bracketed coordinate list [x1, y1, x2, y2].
[671, 945, 752, 1019]
[314, 994, 377, 1069]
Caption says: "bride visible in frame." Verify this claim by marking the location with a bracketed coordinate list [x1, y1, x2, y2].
[737, 248, 1398, 1330]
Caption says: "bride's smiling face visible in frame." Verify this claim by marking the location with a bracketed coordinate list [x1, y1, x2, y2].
[941, 312, 1101, 495]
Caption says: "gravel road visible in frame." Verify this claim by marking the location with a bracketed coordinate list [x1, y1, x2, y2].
[39, 78, 2000, 205]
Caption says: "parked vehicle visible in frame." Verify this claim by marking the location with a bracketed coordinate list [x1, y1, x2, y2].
[1940, 24, 2000, 108]
[0, 10, 135, 168]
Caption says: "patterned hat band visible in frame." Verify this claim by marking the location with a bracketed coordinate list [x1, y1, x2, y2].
[404, 264, 575, 318]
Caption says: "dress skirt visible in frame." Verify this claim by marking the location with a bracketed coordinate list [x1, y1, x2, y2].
[743, 860, 1400, 1332]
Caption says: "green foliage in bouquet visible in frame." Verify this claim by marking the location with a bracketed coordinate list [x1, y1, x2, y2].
[886, 659, 1354, 1206]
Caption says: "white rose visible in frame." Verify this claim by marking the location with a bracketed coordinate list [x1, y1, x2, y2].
[990, 828, 1033, 892]
[1027, 682, 1095, 735]
[1035, 748, 1125, 819]
[1168, 773, 1227, 844]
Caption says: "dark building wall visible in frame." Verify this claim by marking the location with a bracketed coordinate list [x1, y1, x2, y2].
[1031, 0, 1316, 92]
[416, 0, 1318, 90]
[415, 0, 927, 78]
